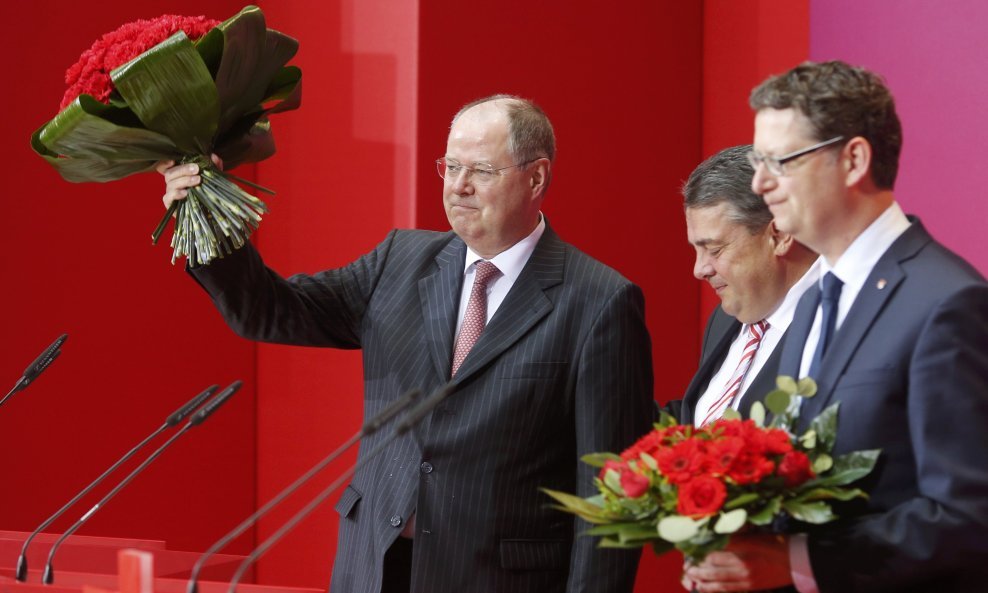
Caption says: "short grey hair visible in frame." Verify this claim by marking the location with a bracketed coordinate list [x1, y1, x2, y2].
[682, 145, 772, 234]
[452, 94, 556, 164]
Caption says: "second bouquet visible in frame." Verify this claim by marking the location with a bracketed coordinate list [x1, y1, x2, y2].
[542, 376, 880, 562]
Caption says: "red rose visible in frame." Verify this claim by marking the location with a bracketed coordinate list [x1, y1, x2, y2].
[777, 450, 815, 487]
[677, 475, 727, 517]
[599, 459, 650, 498]
[620, 468, 650, 498]
[656, 437, 709, 484]
[599, 459, 629, 481]
[726, 450, 775, 485]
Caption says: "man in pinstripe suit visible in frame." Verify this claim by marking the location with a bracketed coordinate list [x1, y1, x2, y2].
[159, 95, 654, 593]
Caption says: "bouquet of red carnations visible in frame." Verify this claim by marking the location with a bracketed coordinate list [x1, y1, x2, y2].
[31, 5, 301, 266]
[543, 376, 879, 561]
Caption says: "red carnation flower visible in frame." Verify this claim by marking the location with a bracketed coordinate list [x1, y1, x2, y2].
[60, 14, 220, 109]
[755, 427, 794, 456]
[706, 435, 745, 476]
[621, 429, 663, 461]
[677, 475, 727, 517]
[656, 437, 709, 485]
[777, 450, 815, 487]
[726, 450, 775, 485]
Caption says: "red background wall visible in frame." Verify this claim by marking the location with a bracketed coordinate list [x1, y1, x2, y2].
[27, 1, 976, 593]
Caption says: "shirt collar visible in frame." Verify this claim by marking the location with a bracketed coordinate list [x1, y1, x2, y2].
[463, 214, 546, 284]
[822, 201, 911, 289]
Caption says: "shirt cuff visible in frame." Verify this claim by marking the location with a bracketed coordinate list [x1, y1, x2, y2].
[789, 533, 819, 593]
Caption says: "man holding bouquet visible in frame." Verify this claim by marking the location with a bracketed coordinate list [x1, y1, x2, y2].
[158, 95, 654, 593]
[685, 61, 988, 592]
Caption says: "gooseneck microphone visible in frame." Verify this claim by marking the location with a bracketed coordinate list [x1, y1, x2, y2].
[14, 383, 220, 582]
[225, 383, 456, 593]
[1, 333, 68, 409]
[41, 381, 242, 585]
[185, 387, 424, 593]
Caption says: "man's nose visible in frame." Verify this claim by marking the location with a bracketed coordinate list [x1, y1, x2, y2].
[751, 162, 776, 196]
[693, 254, 712, 280]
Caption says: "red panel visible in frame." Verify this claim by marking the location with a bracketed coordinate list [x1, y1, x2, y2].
[1, 0, 257, 558]
[699, 0, 809, 328]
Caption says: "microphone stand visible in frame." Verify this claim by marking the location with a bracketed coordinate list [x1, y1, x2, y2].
[15, 384, 219, 582]
[185, 387, 424, 593]
[42, 381, 241, 585]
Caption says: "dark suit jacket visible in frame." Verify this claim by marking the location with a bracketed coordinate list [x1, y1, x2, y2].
[189, 225, 654, 593]
[778, 220, 988, 593]
[670, 305, 786, 424]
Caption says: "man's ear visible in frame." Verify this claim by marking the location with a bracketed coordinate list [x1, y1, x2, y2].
[843, 136, 872, 188]
[530, 158, 551, 198]
[769, 221, 794, 256]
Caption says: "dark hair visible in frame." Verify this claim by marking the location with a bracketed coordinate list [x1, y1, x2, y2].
[683, 145, 771, 234]
[750, 60, 902, 189]
[452, 94, 556, 163]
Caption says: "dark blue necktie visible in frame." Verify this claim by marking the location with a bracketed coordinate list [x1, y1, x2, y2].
[809, 272, 843, 379]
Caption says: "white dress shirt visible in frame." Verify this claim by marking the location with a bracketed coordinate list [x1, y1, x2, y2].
[692, 263, 820, 425]
[789, 202, 911, 593]
[455, 215, 546, 335]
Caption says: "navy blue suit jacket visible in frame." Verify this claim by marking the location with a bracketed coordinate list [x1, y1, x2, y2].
[778, 219, 988, 592]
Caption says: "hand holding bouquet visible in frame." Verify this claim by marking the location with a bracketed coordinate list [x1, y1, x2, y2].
[31, 5, 301, 266]
[542, 376, 879, 562]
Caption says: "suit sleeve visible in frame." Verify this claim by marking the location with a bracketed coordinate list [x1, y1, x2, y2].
[566, 282, 654, 593]
[186, 231, 397, 348]
[808, 284, 988, 592]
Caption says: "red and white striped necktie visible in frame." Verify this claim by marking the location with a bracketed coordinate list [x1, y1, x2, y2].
[701, 320, 769, 426]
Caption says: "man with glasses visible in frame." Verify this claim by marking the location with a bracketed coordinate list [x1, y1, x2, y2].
[157, 95, 653, 593]
[684, 61, 988, 593]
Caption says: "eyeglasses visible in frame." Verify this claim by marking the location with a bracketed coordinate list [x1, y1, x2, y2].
[747, 136, 844, 176]
[436, 158, 535, 185]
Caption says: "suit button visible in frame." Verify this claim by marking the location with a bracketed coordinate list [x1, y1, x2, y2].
[390, 515, 402, 528]
[420, 462, 433, 474]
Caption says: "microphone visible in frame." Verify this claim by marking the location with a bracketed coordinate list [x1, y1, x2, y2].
[14, 383, 220, 582]
[1, 333, 68, 409]
[41, 381, 242, 585]
[225, 382, 456, 593]
[185, 387, 423, 593]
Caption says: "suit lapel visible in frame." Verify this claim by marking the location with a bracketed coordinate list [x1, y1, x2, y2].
[450, 227, 564, 383]
[418, 236, 467, 381]
[681, 312, 740, 424]
[798, 221, 931, 424]
[738, 338, 786, 418]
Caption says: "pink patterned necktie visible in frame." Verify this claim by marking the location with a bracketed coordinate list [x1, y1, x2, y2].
[451, 261, 502, 377]
[701, 320, 769, 426]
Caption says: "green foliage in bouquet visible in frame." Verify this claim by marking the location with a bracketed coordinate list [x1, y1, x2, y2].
[31, 6, 301, 266]
[542, 376, 880, 562]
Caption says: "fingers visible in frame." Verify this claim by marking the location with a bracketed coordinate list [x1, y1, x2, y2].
[210, 153, 224, 170]
[160, 162, 202, 209]
[684, 552, 751, 592]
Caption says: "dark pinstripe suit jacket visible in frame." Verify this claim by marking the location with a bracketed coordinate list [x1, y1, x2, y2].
[190, 224, 655, 593]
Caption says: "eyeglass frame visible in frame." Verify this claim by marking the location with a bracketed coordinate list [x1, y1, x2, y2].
[747, 135, 845, 176]
[435, 157, 538, 185]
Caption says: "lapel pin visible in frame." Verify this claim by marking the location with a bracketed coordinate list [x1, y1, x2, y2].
[876, 279, 887, 290]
